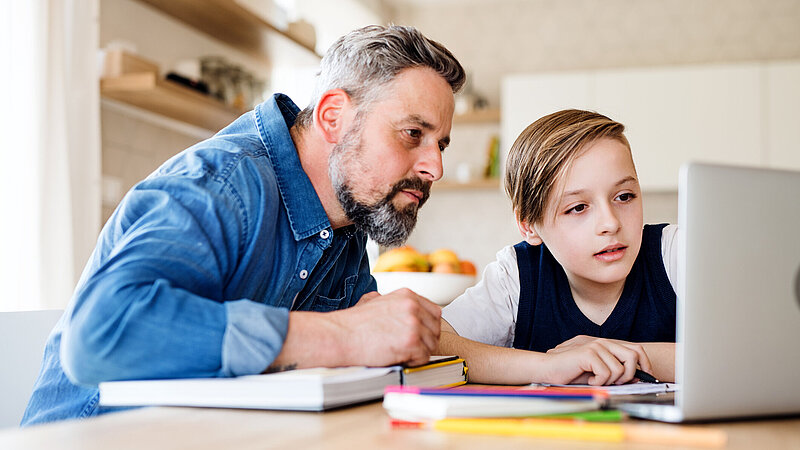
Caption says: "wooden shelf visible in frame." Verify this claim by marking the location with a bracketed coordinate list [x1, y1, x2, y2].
[433, 178, 501, 190]
[453, 108, 501, 124]
[136, 0, 322, 65]
[101, 73, 246, 131]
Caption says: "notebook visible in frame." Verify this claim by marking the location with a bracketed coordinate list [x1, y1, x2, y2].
[535, 382, 677, 396]
[619, 162, 800, 422]
[99, 356, 467, 411]
[383, 385, 605, 421]
[401, 355, 469, 387]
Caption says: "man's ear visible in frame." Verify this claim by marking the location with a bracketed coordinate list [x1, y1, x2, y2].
[314, 89, 350, 144]
[517, 219, 543, 246]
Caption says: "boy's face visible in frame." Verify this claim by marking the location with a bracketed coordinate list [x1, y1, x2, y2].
[523, 138, 644, 290]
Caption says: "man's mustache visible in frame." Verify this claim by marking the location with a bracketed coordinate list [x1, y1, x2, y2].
[387, 177, 432, 208]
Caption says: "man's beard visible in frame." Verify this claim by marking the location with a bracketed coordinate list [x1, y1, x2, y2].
[329, 122, 431, 247]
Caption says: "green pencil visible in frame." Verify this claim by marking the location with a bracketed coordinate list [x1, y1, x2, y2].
[538, 409, 623, 422]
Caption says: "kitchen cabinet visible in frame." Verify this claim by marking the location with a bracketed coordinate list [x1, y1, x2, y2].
[594, 65, 761, 190]
[501, 60, 800, 190]
[765, 61, 800, 170]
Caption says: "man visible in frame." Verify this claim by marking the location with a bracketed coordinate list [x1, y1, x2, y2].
[22, 25, 465, 425]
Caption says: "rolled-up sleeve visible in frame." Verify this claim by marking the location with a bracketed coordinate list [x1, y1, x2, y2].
[221, 300, 288, 376]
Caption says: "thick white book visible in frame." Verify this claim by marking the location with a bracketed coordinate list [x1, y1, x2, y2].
[99, 356, 467, 411]
[100, 367, 401, 411]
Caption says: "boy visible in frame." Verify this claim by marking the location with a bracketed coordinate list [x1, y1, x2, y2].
[439, 109, 677, 385]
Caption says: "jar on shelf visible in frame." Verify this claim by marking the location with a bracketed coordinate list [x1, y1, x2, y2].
[200, 56, 228, 103]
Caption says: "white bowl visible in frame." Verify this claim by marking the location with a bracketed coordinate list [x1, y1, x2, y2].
[372, 272, 477, 306]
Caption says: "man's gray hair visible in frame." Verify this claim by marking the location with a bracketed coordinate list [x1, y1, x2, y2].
[294, 25, 465, 128]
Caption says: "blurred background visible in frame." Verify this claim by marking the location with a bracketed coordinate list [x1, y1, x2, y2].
[2, 0, 799, 310]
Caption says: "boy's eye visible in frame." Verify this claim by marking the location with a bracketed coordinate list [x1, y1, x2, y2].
[617, 192, 636, 202]
[566, 204, 587, 214]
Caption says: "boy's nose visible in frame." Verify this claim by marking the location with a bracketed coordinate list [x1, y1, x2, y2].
[596, 203, 622, 235]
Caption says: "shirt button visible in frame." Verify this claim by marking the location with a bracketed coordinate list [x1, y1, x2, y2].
[320, 230, 330, 239]
[299, 269, 308, 279]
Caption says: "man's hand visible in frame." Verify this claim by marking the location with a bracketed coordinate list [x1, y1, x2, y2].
[330, 288, 441, 367]
[542, 337, 652, 386]
[268, 289, 440, 372]
[355, 291, 380, 305]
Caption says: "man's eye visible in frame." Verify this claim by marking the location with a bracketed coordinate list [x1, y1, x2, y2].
[438, 142, 446, 152]
[405, 129, 422, 139]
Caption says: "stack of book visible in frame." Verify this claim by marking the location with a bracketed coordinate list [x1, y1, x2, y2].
[99, 356, 467, 412]
[383, 385, 727, 447]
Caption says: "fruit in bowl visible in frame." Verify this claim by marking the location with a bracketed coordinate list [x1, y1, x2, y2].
[372, 246, 430, 272]
[372, 247, 478, 305]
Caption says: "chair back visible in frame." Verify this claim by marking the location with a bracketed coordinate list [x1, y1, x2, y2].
[0, 309, 63, 428]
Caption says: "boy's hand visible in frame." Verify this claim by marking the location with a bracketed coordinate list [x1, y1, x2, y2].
[548, 335, 652, 371]
[542, 337, 652, 386]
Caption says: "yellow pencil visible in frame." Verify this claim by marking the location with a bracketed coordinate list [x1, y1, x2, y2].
[433, 418, 624, 442]
[432, 418, 727, 448]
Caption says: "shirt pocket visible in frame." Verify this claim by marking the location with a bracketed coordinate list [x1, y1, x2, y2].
[310, 274, 358, 312]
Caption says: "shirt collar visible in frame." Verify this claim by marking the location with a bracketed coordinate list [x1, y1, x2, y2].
[255, 94, 332, 241]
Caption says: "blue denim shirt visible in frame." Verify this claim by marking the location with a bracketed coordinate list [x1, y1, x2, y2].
[21, 94, 377, 425]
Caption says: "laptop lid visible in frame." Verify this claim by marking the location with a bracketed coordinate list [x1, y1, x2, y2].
[675, 162, 800, 421]
[622, 162, 800, 422]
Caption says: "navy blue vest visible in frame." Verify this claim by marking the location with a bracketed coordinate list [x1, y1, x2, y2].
[512, 224, 676, 352]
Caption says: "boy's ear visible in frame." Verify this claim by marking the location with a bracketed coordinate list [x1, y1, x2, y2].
[517, 219, 543, 246]
[314, 89, 351, 144]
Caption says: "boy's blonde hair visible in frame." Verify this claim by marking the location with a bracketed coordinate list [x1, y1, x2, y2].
[504, 109, 631, 225]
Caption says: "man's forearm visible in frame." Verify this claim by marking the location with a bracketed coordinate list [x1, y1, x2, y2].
[266, 311, 348, 372]
[269, 291, 442, 372]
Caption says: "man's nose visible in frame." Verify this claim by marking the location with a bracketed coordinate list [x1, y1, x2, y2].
[415, 142, 443, 182]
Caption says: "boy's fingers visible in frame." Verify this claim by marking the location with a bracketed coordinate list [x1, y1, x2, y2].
[596, 348, 627, 385]
[584, 351, 613, 386]
[633, 346, 653, 374]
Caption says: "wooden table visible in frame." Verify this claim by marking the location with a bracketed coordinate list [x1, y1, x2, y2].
[1, 401, 799, 449]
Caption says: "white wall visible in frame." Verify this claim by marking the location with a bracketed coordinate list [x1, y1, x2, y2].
[392, 0, 800, 107]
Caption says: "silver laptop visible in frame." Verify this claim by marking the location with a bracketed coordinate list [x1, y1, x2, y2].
[620, 162, 800, 422]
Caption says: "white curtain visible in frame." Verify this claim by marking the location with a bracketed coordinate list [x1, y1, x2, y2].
[0, 0, 101, 311]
